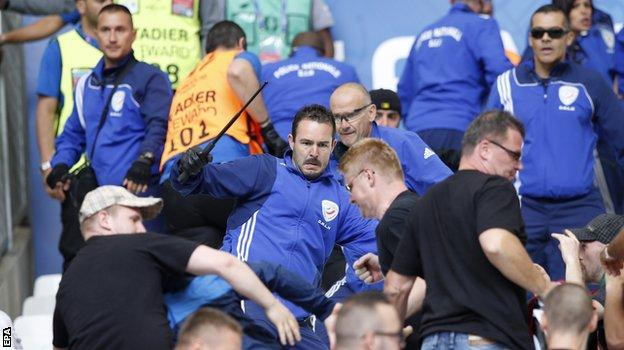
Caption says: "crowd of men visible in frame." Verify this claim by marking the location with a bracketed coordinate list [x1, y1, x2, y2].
[2, 0, 624, 349]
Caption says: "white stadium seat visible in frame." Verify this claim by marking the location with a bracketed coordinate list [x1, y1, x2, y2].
[22, 296, 56, 316]
[32, 274, 61, 297]
[13, 314, 53, 350]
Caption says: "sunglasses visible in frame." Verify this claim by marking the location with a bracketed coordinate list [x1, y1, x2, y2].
[530, 27, 568, 39]
[487, 139, 521, 162]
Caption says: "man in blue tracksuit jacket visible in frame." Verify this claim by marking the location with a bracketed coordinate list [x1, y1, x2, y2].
[171, 105, 377, 349]
[397, 0, 511, 155]
[46, 6, 171, 231]
[166, 261, 336, 349]
[261, 31, 359, 140]
[487, 5, 624, 280]
[327, 83, 452, 302]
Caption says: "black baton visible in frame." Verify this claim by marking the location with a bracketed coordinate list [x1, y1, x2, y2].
[177, 81, 268, 182]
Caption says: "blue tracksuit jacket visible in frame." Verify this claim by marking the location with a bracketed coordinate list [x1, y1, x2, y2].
[51, 53, 171, 185]
[398, 2, 512, 133]
[261, 46, 360, 140]
[487, 59, 624, 199]
[331, 123, 452, 196]
[170, 152, 378, 319]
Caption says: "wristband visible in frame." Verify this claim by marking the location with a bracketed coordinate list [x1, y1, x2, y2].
[40, 161, 52, 172]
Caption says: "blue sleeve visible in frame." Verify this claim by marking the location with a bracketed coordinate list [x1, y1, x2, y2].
[248, 262, 336, 321]
[397, 41, 417, 118]
[473, 18, 513, 88]
[399, 134, 452, 195]
[139, 70, 172, 157]
[336, 199, 378, 261]
[51, 97, 85, 167]
[485, 74, 504, 110]
[236, 51, 262, 79]
[589, 73, 624, 168]
[36, 39, 62, 99]
[60, 9, 80, 24]
[170, 154, 276, 198]
[616, 30, 624, 96]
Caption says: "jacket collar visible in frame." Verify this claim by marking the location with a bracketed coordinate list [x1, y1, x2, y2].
[283, 150, 335, 182]
[518, 57, 569, 83]
[92, 51, 136, 84]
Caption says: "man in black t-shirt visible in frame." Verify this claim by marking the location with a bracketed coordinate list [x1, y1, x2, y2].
[338, 138, 424, 308]
[52, 186, 300, 350]
[385, 110, 555, 350]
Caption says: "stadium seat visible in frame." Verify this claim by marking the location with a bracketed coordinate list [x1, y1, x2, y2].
[33, 274, 61, 297]
[22, 296, 56, 316]
[13, 314, 53, 350]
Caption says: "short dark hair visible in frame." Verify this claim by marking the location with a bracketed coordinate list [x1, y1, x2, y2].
[544, 283, 594, 334]
[461, 110, 525, 155]
[205, 20, 246, 54]
[98, 4, 133, 26]
[176, 307, 242, 348]
[291, 104, 336, 139]
[552, 0, 593, 16]
[531, 4, 570, 30]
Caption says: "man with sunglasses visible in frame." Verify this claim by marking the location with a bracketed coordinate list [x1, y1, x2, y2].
[487, 4, 624, 281]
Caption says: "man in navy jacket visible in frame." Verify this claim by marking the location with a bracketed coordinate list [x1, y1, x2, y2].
[398, 0, 511, 157]
[487, 5, 624, 280]
[171, 105, 377, 349]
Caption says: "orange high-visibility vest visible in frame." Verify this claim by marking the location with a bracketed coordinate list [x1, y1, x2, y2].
[160, 50, 263, 168]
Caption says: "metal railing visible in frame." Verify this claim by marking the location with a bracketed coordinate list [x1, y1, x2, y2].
[0, 11, 28, 256]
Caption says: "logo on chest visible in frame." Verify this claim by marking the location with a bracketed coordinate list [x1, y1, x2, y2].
[318, 200, 339, 230]
[558, 85, 579, 111]
[111, 91, 126, 116]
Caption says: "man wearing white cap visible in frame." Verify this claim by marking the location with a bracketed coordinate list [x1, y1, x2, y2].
[52, 185, 300, 350]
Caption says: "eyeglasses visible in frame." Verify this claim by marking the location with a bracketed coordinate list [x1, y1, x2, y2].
[373, 330, 406, 347]
[487, 139, 521, 162]
[334, 104, 373, 124]
[530, 27, 569, 39]
[345, 169, 373, 192]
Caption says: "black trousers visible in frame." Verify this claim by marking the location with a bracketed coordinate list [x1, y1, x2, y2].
[161, 181, 235, 248]
[59, 191, 84, 272]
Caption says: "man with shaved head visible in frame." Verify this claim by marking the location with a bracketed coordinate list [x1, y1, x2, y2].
[262, 32, 359, 140]
[326, 82, 451, 304]
[330, 82, 451, 195]
[542, 283, 597, 350]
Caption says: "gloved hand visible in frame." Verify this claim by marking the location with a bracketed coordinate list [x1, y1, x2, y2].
[46, 163, 70, 189]
[124, 157, 152, 192]
[177, 146, 213, 182]
[261, 121, 289, 157]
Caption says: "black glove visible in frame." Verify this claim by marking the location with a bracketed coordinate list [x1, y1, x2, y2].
[124, 157, 152, 186]
[46, 163, 70, 188]
[177, 146, 213, 182]
[261, 121, 289, 157]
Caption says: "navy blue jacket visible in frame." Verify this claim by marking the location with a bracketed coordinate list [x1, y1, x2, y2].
[487, 59, 624, 199]
[171, 152, 377, 318]
[52, 53, 171, 185]
[261, 46, 359, 139]
[398, 3, 511, 133]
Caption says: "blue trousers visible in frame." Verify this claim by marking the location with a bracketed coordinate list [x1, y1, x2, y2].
[521, 188, 605, 280]
[421, 332, 510, 350]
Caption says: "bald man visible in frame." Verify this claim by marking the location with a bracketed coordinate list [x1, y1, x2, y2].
[330, 83, 451, 195]
[262, 32, 359, 140]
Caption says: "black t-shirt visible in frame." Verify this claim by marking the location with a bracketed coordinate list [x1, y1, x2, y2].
[392, 170, 531, 350]
[376, 190, 419, 275]
[53, 233, 200, 350]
